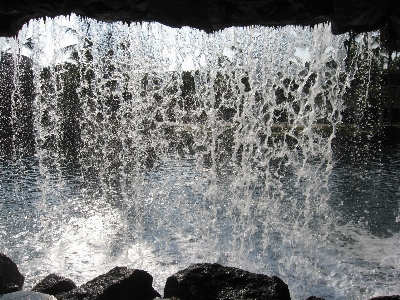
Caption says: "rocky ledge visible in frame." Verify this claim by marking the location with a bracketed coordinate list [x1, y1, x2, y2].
[1, 253, 399, 300]
[0, 0, 400, 50]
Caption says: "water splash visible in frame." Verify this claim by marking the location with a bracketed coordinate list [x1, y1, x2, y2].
[1, 16, 399, 299]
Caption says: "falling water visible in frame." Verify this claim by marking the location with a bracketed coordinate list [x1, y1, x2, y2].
[0, 16, 399, 299]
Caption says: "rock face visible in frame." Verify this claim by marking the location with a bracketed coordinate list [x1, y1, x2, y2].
[368, 296, 400, 300]
[57, 267, 161, 300]
[164, 263, 291, 300]
[32, 274, 77, 296]
[0, 0, 399, 49]
[0, 253, 24, 294]
[0, 291, 57, 300]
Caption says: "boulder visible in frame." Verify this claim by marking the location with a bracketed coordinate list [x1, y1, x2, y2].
[0, 291, 56, 300]
[368, 296, 400, 300]
[164, 263, 291, 300]
[0, 253, 24, 294]
[32, 274, 76, 296]
[57, 266, 161, 300]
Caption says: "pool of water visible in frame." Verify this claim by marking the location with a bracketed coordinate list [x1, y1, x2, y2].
[0, 139, 399, 300]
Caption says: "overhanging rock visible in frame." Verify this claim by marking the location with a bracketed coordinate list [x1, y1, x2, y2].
[0, 0, 399, 49]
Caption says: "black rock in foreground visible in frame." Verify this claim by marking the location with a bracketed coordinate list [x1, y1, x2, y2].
[0, 253, 25, 294]
[164, 263, 291, 300]
[32, 274, 77, 296]
[1, 254, 398, 300]
[57, 267, 161, 300]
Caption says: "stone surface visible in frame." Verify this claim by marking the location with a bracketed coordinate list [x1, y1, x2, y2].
[0, 253, 24, 294]
[32, 274, 77, 296]
[368, 296, 400, 300]
[164, 263, 291, 300]
[330, 0, 392, 34]
[0, 291, 56, 300]
[0, 0, 400, 48]
[57, 266, 161, 300]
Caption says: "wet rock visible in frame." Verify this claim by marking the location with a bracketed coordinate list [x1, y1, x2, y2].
[164, 263, 291, 300]
[368, 296, 400, 300]
[0, 291, 56, 300]
[57, 266, 160, 300]
[0, 253, 24, 294]
[1, 0, 400, 50]
[32, 274, 77, 296]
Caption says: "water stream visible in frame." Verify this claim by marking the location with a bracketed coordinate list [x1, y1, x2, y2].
[0, 16, 399, 299]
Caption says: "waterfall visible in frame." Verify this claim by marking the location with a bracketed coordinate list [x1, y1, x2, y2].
[1, 15, 399, 299]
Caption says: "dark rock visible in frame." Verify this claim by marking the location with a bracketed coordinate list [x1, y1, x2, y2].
[306, 297, 325, 300]
[330, 0, 392, 35]
[0, 253, 24, 294]
[0, 0, 400, 49]
[57, 266, 161, 300]
[368, 296, 400, 300]
[164, 263, 291, 300]
[32, 274, 77, 296]
[0, 291, 57, 299]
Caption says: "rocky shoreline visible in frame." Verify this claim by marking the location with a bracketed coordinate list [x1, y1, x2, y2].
[1, 253, 399, 300]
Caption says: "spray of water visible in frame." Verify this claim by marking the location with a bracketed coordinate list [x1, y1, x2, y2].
[0, 16, 399, 299]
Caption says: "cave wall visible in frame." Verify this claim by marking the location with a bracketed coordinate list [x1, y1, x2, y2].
[0, 0, 400, 49]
